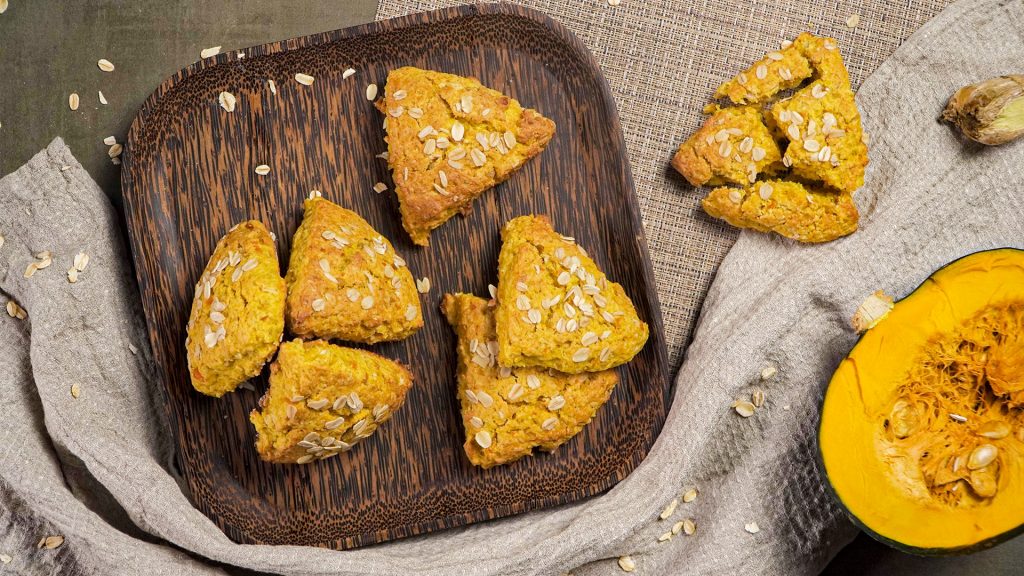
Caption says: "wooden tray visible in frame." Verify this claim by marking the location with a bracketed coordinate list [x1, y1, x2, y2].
[121, 3, 669, 549]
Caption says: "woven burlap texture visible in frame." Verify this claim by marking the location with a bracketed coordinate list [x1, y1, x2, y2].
[5, 0, 1024, 574]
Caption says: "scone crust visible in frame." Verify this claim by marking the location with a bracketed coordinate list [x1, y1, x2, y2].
[380, 67, 556, 245]
[495, 215, 649, 374]
[714, 41, 814, 105]
[443, 294, 618, 469]
[671, 106, 783, 187]
[702, 180, 859, 243]
[285, 198, 422, 343]
[249, 339, 414, 464]
[185, 220, 285, 397]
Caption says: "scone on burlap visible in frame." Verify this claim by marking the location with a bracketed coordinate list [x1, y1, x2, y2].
[185, 221, 285, 398]
[442, 293, 619, 469]
[702, 180, 859, 243]
[285, 196, 422, 344]
[249, 339, 413, 464]
[670, 105, 784, 187]
[673, 33, 868, 244]
[378, 66, 556, 246]
[494, 216, 648, 374]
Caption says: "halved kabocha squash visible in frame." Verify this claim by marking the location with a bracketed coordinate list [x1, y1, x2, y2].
[819, 248, 1024, 554]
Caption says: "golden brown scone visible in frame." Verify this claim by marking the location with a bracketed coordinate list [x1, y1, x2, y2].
[702, 180, 859, 243]
[671, 106, 783, 187]
[442, 293, 619, 469]
[495, 216, 649, 374]
[770, 80, 868, 194]
[285, 197, 422, 343]
[714, 33, 849, 105]
[378, 67, 556, 246]
[249, 339, 413, 464]
[185, 221, 285, 398]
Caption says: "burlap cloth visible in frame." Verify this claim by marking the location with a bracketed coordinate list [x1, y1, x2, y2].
[2, 0, 1023, 574]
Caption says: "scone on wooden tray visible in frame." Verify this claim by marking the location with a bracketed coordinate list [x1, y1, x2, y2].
[185, 221, 285, 398]
[378, 66, 556, 246]
[249, 339, 413, 464]
[285, 197, 422, 344]
[442, 293, 619, 469]
[495, 216, 649, 374]
[702, 180, 859, 243]
[671, 106, 784, 187]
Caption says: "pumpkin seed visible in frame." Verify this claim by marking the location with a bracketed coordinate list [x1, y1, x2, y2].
[889, 399, 919, 438]
[967, 444, 998, 469]
[967, 465, 998, 498]
[976, 421, 1011, 439]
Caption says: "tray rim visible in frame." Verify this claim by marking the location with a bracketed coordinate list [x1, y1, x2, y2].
[120, 1, 671, 548]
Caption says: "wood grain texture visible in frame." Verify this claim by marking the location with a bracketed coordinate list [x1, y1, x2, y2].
[121, 3, 670, 549]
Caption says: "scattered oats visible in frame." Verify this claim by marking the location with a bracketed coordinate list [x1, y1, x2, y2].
[751, 146, 766, 162]
[682, 487, 698, 503]
[767, 51, 784, 61]
[503, 130, 516, 149]
[405, 304, 417, 321]
[366, 83, 378, 100]
[811, 84, 828, 99]
[738, 136, 754, 154]
[846, 14, 861, 28]
[325, 417, 346, 430]
[423, 138, 437, 155]
[307, 398, 330, 410]
[761, 364, 777, 380]
[201, 46, 222, 59]
[542, 416, 558, 430]
[572, 348, 590, 363]
[74, 252, 90, 272]
[0, 0, 6, 14]
[97, 59, 115, 72]
[657, 532, 673, 543]
[69, 93, 80, 111]
[526, 374, 541, 389]
[781, 39, 793, 48]
[824, 39, 837, 50]
[787, 124, 801, 141]
[0, 235, 4, 250]
[360, 295, 374, 310]
[488, 284, 498, 299]
[70, 383, 81, 398]
[42, 536, 64, 549]
[342, 67, 356, 79]
[408, 107, 423, 119]
[218, 91, 237, 112]
[527, 309, 542, 324]
[255, 164, 271, 175]
[108, 143, 123, 158]
[682, 518, 696, 535]
[295, 73, 315, 86]
[268, 79, 277, 95]
[308, 189, 322, 199]
[389, 106, 405, 117]
[752, 389, 766, 407]
[734, 400, 756, 418]
[671, 520, 685, 535]
[617, 556, 635, 573]
[758, 183, 773, 200]
[451, 121, 465, 142]
[0, 553, 10, 564]
[373, 182, 388, 193]
[745, 522, 761, 534]
[439, 170, 448, 187]
[547, 395, 566, 411]
[312, 298, 326, 312]
[755, 64, 768, 80]
[729, 189, 743, 204]
[416, 277, 431, 294]
[103, 135, 117, 146]
[557, 271, 572, 285]
[803, 139, 821, 152]
[474, 430, 492, 448]
[67, 268, 79, 283]
[659, 497, 679, 520]
[296, 455, 315, 464]
[346, 288, 360, 301]
[717, 140, 732, 158]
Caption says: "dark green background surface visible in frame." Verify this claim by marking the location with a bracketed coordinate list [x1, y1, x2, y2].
[0, 1, 1021, 574]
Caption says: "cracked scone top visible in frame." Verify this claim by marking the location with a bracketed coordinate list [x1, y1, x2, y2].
[495, 215, 649, 374]
[378, 67, 556, 246]
[443, 293, 619, 469]
[285, 197, 422, 344]
[185, 220, 285, 397]
[250, 339, 413, 464]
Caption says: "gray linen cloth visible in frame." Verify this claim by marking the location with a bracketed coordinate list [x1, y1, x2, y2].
[1, 0, 1023, 574]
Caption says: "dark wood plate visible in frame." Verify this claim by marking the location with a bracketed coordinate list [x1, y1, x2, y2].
[121, 3, 669, 549]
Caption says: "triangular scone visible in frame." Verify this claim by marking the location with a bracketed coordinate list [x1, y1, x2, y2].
[495, 216, 649, 374]
[442, 294, 619, 469]
[186, 221, 285, 397]
[250, 339, 413, 464]
[285, 197, 422, 343]
[379, 67, 556, 246]
[703, 180, 859, 243]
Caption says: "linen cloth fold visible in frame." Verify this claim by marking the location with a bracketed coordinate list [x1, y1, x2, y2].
[1, 0, 1023, 574]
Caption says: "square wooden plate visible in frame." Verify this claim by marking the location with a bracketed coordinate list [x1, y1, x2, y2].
[121, 3, 669, 549]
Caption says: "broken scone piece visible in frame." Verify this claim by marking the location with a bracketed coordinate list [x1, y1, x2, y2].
[443, 293, 619, 468]
[250, 339, 413, 464]
[285, 197, 422, 343]
[495, 216, 649, 374]
[671, 106, 783, 187]
[378, 67, 556, 246]
[185, 221, 285, 397]
[703, 180, 859, 243]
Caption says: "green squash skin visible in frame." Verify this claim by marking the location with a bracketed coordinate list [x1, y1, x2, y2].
[815, 247, 1024, 556]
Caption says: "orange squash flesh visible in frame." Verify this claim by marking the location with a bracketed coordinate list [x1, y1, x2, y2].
[820, 248, 1024, 554]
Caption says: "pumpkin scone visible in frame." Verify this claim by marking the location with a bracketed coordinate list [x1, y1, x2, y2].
[671, 106, 784, 187]
[285, 197, 422, 344]
[378, 67, 556, 246]
[185, 221, 285, 398]
[250, 339, 413, 464]
[495, 216, 649, 374]
[702, 180, 859, 243]
[442, 293, 619, 469]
